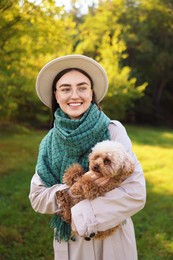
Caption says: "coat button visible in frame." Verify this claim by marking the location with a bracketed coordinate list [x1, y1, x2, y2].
[85, 237, 91, 241]
[90, 232, 95, 238]
[71, 236, 76, 242]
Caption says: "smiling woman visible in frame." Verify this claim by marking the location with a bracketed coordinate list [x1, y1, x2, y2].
[29, 54, 146, 260]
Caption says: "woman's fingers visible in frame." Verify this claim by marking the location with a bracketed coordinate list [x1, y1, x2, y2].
[85, 171, 110, 186]
[93, 176, 110, 186]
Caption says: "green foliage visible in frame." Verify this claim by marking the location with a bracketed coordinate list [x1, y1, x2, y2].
[0, 124, 173, 259]
[0, 0, 76, 122]
[118, 0, 173, 124]
[98, 29, 147, 120]
[74, 1, 147, 120]
[0, 0, 173, 126]
[74, 0, 173, 125]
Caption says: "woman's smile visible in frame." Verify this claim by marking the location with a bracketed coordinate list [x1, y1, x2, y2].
[68, 102, 83, 107]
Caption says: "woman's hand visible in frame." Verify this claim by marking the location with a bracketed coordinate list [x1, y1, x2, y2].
[85, 171, 110, 187]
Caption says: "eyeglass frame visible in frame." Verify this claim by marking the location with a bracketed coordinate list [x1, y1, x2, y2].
[55, 83, 93, 100]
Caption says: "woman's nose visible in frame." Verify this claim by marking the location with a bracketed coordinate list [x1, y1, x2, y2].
[71, 89, 79, 98]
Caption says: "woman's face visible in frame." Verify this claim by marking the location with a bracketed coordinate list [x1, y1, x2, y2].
[54, 70, 93, 119]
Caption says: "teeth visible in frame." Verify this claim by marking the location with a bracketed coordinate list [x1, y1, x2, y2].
[69, 103, 81, 106]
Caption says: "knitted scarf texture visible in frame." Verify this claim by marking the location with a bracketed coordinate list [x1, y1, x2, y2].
[36, 104, 110, 242]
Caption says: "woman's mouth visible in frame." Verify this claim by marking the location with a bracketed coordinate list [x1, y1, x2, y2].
[68, 102, 82, 107]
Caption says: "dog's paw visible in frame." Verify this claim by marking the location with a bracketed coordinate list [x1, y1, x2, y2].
[63, 164, 85, 186]
[56, 190, 70, 207]
[70, 182, 83, 197]
[56, 190, 72, 223]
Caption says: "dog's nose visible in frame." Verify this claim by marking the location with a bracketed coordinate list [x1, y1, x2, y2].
[93, 164, 99, 172]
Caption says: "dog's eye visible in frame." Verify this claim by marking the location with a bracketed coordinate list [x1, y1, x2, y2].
[104, 158, 111, 165]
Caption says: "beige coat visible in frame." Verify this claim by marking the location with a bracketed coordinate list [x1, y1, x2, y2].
[29, 121, 146, 260]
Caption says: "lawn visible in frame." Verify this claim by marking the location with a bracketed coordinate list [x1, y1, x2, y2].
[0, 123, 173, 259]
[127, 125, 173, 260]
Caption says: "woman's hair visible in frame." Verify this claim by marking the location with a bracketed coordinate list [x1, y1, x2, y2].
[50, 68, 100, 128]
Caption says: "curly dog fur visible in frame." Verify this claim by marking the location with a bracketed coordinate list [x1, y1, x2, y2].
[56, 140, 135, 240]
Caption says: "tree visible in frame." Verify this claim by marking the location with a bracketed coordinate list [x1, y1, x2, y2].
[75, 0, 173, 125]
[0, 0, 76, 124]
[2, 0, 172, 126]
[74, 0, 147, 120]
[118, 0, 173, 125]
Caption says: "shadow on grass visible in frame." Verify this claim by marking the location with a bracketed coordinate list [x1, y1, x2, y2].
[126, 124, 173, 148]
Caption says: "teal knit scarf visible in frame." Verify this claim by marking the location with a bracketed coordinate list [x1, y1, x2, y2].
[36, 104, 110, 242]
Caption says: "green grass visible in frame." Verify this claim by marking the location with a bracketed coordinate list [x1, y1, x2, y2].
[126, 125, 173, 260]
[0, 124, 53, 260]
[0, 123, 173, 259]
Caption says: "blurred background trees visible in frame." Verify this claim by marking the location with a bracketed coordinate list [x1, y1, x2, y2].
[0, 0, 173, 127]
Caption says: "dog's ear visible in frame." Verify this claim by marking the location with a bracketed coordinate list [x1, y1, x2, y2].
[122, 154, 135, 176]
[88, 150, 97, 159]
[88, 152, 92, 161]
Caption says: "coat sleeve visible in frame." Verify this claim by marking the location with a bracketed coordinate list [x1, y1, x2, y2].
[29, 171, 68, 214]
[71, 121, 146, 237]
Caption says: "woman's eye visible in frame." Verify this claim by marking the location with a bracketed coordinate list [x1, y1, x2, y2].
[61, 88, 71, 93]
[78, 86, 87, 92]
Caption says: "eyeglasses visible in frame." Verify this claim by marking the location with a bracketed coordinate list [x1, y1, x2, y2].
[56, 86, 92, 100]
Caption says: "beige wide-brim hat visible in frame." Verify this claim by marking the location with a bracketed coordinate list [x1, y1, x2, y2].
[36, 54, 108, 108]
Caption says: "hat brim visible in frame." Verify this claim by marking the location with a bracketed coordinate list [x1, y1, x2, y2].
[36, 54, 108, 108]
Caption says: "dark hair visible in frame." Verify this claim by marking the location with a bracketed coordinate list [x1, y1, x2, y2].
[50, 68, 99, 128]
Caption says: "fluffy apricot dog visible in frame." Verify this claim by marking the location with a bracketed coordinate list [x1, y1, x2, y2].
[56, 140, 135, 240]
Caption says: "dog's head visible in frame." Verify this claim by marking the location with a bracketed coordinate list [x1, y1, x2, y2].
[89, 140, 134, 178]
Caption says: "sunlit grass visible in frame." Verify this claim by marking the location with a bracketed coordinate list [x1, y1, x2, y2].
[126, 125, 173, 260]
[0, 123, 173, 259]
